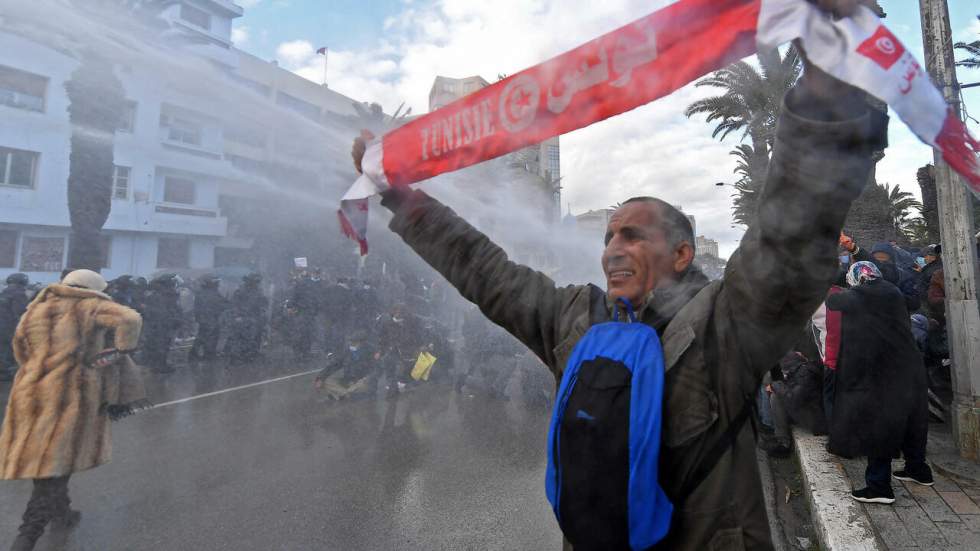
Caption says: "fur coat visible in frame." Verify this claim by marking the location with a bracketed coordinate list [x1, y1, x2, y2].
[0, 284, 144, 480]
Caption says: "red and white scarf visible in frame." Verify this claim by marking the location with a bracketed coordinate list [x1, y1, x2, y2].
[340, 0, 980, 254]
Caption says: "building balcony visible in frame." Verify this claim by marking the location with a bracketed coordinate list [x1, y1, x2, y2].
[105, 200, 227, 237]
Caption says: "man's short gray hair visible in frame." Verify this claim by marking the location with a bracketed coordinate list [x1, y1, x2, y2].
[621, 196, 696, 252]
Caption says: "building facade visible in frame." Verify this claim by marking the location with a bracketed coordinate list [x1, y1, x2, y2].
[696, 235, 720, 258]
[0, 0, 364, 284]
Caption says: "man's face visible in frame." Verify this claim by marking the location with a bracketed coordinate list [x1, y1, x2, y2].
[601, 202, 688, 305]
[925, 253, 938, 265]
[872, 251, 892, 264]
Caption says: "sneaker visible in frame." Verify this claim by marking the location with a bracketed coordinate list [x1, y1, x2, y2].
[894, 468, 934, 486]
[851, 487, 895, 504]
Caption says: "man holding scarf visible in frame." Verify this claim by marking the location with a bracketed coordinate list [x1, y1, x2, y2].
[354, 1, 886, 548]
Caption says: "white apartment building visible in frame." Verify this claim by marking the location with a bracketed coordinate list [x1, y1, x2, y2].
[0, 0, 363, 284]
[696, 235, 720, 258]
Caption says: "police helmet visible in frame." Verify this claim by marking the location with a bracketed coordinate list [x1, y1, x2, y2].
[5, 273, 28, 286]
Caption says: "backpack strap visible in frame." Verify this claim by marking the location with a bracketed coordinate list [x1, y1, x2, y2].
[587, 284, 609, 326]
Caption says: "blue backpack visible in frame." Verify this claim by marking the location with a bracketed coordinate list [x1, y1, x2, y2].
[545, 292, 672, 550]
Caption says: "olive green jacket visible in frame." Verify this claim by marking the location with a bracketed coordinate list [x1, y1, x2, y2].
[381, 87, 880, 550]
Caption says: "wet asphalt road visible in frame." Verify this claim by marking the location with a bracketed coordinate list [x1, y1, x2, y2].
[0, 356, 564, 550]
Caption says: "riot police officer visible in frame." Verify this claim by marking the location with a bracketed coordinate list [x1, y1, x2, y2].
[142, 274, 182, 373]
[288, 270, 321, 361]
[0, 273, 30, 379]
[226, 273, 268, 365]
[190, 275, 228, 362]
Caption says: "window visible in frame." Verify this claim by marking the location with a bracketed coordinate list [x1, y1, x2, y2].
[164, 116, 202, 146]
[19, 236, 64, 272]
[112, 166, 131, 199]
[547, 145, 560, 180]
[157, 237, 190, 269]
[0, 65, 46, 112]
[0, 146, 38, 188]
[225, 124, 267, 148]
[229, 74, 271, 97]
[0, 230, 16, 268]
[99, 235, 112, 269]
[117, 100, 137, 133]
[164, 177, 196, 204]
[276, 92, 320, 121]
[215, 246, 251, 268]
[180, 3, 211, 30]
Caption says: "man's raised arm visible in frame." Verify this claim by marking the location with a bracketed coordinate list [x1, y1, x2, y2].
[721, 59, 886, 377]
[379, 187, 585, 370]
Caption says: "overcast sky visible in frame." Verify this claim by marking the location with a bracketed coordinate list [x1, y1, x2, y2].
[234, 0, 980, 258]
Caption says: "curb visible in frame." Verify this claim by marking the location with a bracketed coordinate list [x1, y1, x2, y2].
[926, 429, 980, 485]
[792, 429, 884, 551]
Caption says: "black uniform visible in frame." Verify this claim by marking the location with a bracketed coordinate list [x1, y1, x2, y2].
[191, 286, 228, 361]
[288, 276, 321, 359]
[142, 283, 182, 372]
[0, 282, 29, 370]
[226, 282, 268, 364]
[378, 312, 423, 389]
[322, 281, 353, 353]
[107, 277, 137, 309]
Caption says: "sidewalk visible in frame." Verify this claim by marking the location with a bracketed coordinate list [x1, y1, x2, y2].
[794, 426, 980, 550]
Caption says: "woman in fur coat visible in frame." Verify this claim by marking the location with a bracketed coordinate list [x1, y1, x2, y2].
[0, 269, 145, 551]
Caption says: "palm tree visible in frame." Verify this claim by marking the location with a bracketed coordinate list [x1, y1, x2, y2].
[883, 183, 923, 235]
[685, 47, 801, 225]
[729, 144, 767, 226]
[955, 16, 979, 69]
[955, 40, 980, 69]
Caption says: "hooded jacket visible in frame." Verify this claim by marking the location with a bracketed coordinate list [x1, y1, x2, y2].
[870, 242, 920, 312]
[0, 284, 144, 479]
[825, 279, 925, 458]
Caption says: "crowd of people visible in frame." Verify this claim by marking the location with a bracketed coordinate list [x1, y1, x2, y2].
[756, 233, 977, 505]
[0, 263, 553, 550]
[1, 266, 547, 403]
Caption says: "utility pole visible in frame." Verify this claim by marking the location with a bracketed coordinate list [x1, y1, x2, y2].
[919, 0, 980, 461]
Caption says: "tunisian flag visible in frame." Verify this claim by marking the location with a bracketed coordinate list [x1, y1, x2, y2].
[340, 0, 980, 254]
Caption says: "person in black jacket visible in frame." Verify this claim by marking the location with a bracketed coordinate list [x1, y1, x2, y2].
[0, 273, 30, 378]
[287, 270, 321, 361]
[142, 274, 183, 373]
[191, 275, 228, 362]
[107, 275, 137, 309]
[226, 273, 268, 365]
[827, 261, 933, 504]
[764, 350, 827, 457]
